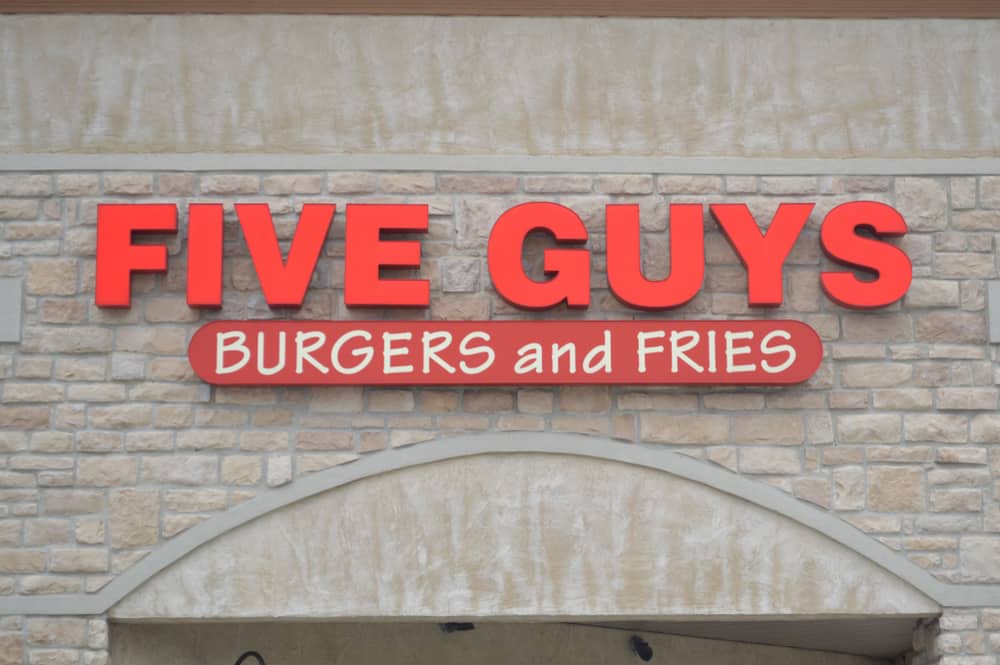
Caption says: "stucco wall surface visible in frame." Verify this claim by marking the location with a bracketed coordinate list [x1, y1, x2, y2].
[0, 17, 998, 159]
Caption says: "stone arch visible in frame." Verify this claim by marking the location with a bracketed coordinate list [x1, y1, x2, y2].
[10, 432, 990, 618]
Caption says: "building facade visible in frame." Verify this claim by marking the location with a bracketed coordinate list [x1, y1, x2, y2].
[1, 12, 1000, 665]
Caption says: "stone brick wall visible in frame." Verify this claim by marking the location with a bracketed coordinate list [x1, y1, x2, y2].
[1, 170, 1000, 663]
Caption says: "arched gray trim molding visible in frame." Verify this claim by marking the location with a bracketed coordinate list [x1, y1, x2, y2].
[2, 432, 997, 615]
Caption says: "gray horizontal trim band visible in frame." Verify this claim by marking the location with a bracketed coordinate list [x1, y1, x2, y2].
[1, 433, 999, 617]
[1, 153, 999, 174]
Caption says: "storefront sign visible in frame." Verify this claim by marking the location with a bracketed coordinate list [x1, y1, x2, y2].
[95, 199, 912, 386]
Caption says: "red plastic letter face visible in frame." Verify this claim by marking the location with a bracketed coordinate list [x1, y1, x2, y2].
[821, 201, 912, 309]
[236, 203, 335, 308]
[343, 204, 430, 308]
[487, 202, 590, 310]
[96, 204, 178, 308]
[187, 204, 224, 308]
[711, 203, 814, 306]
[606, 203, 704, 309]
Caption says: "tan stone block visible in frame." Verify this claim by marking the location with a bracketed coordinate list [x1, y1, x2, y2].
[739, 447, 801, 474]
[617, 392, 698, 410]
[732, 414, 804, 444]
[24, 519, 71, 546]
[832, 466, 865, 510]
[221, 456, 263, 485]
[66, 383, 126, 402]
[904, 414, 968, 443]
[10, 454, 73, 471]
[0, 634, 22, 665]
[951, 210, 1000, 230]
[0, 521, 19, 546]
[0, 174, 48, 197]
[895, 177, 948, 231]
[88, 404, 152, 429]
[295, 431, 353, 451]
[0, 549, 45, 573]
[29, 327, 113, 354]
[157, 173, 196, 196]
[929, 488, 982, 512]
[872, 389, 934, 411]
[5, 222, 62, 241]
[439, 174, 518, 193]
[759, 176, 817, 194]
[25, 618, 86, 648]
[840, 314, 912, 342]
[358, 431, 387, 452]
[594, 174, 652, 194]
[936, 447, 986, 465]
[109, 488, 159, 548]
[980, 176, 1000, 209]
[55, 174, 99, 196]
[176, 430, 238, 450]
[327, 172, 377, 193]
[958, 537, 1000, 581]
[25, 259, 78, 296]
[240, 431, 290, 451]
[262, 174, 323, 195]
[104, 173, 154, 195]
[558, 386, 611, 413]
[655, 175, 722, 194]
[514, 389, 552, 414]
[463, 390, 514, 412]
[123, 431, 172, 452]
[551, 415, 610, 435]
[162, 514, 208, 538]
[296, 453, 357, 474]
[915, 312, 986, 344]
[496, 414, 546, 431]
[418, 391, 459, 413]
[837, 414, 901, 444]
[429, 293, 490, 320]
[141, 456, 217, 485]
[0, 198, 40, 220]
[971, 415, 1000, 442]
[49, 548, 108, 573]
[164, 489, 228, 513]
[368, 389, 415, 412]
[43, 490, 103, 515]
[144, 296, 199, 323]
[938, 388, 998, 411]
[74, 517, 105, 545]
[76, 456, 138, 486]
[2, 383, 64, 403]
[867, 466, 924, 512]
[0, 405, 49, 429]
[379, 172, 437, 194]
[200, 174, 259, 194]
[20, 575, 82, 595]
[115, 326, 187, 354]
[640, 414, 729, 444]
[455, 196, 506, 249]
[266, 456, 292, 487]
[793, 477, 831, 508]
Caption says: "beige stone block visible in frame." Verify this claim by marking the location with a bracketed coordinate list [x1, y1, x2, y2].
[24, 519, 70, 546]
[296, 453, 357, 474]
[958, 537, 1000, 582]
[904, 414, 968, 443]
[115, 326, 188, 354]
[156, 173, 195, 196]
[263, 174, 323, 195]
[872, 389, 933, 411]
[980, 176, 1000, 209]
[793, 477, 831, 508]
[163, 514, 209, 538]
[0, 174, 48, 197]
[368, 389, 415, 412]
[929, 488, 982, 512]
[840, 314, 912, 342]
[915, 311, 986, 344]
[25, 259, 78, 296]
[109, 488, 160, 548]
[221, 456, 263, 485]
[558, 386, 611, 413]
[176, 430, 238, 451]
[0, 198, 39, 220]
[839, 362, 913, 388]
[164, 489, 228, 513]
[74, 517, 105, 545]
[76, 456, 137, 486]
[594, 174, 652, 194]
[43, 490, 103, 515]
[640, 414, 729, 444]
[240, 431, 290, 451]
[429, 293, 490, 319]
[55, 174, 98, 196]
[937, 388, 998, 411]
[739, 447, 801, 474]
[266, 456, 292, 487]
[832, 466, 865, 510]
[0, 405, 50, 429]
[379, 172, 437, 194]
[496, 414, 546, 432]
[455, 197, 506, 249]
[20, 575, 82, 595]
[25, 618, 86, 648]
[656, 175, 722, 194]
[49, 548, 108, 573]
[905, 279, 960, 307]
[837, 414, 901, 444]
[731, 414, 804, 445]
[141, 455, 217, 485]
[89, 404, 153, 429]
[295, 431, 353, 451]
[617, 392, 698, 411]
[2, 383, 64, 403]
[0, 549, 45, 573]
[104, 173, 154, 195]
[327, 172, 377, 193]
[867, 466, 924, 512]
[200, 174, 259, 194]
[895, 177, 948, 231]
[759, 176, 817, 195]
[951, 210, 1000, 230]
[439, 174, 518, 193]
[516, 389, 553, 414]
[971, 414, 1000, 442]
[463, 390, 514, 412]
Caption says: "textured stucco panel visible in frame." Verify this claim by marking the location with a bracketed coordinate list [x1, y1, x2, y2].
[110, 454, 938, 619]
[0, 17, 997, 158]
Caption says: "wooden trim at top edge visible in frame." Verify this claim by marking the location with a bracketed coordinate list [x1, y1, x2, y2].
[1, 0, 999, 17]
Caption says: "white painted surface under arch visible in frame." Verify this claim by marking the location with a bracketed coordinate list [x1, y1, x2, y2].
[111, 451, 938, 620]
